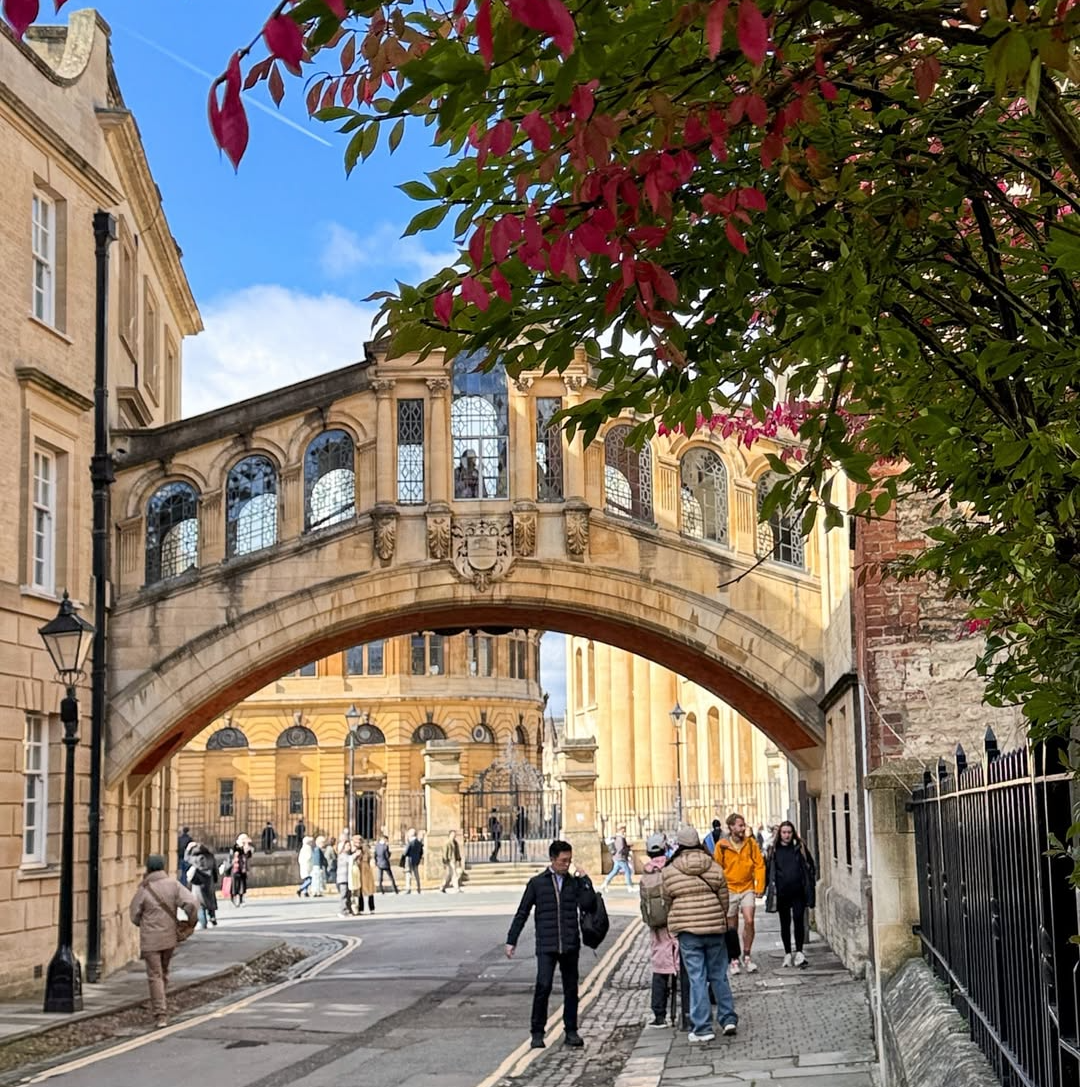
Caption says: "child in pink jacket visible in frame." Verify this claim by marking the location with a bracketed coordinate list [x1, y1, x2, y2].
[641, 834, 690, 1028]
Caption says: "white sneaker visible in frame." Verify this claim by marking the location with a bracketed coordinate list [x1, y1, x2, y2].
[722, 1022, 737, 1036]
[782, 953, 792, 968]
[729, 957, 741, 976]
[688, 1030, 715, 1043]
[794, 951, 807, 968]
[742, 956, 758, 974]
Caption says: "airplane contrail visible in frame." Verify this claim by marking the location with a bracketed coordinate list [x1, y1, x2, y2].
[118, 26, 334, 148]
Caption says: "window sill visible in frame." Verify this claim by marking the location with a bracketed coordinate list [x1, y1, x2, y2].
[18, 863, 59, 881]
[20, 584, 60, 604]
[27, 314, 73, 345]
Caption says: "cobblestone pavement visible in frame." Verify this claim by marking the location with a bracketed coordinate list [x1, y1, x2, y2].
[509, 912, 879, 1087]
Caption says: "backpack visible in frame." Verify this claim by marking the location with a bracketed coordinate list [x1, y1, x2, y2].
[580, 888, 610, 949]
[639, 869, 670, 929]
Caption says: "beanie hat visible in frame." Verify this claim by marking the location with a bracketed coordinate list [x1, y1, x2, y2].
[676, 825, 701, 848]
[645, 833, 666, 855]
[712, 819, 722, 831]
[146, 854, 166, 873]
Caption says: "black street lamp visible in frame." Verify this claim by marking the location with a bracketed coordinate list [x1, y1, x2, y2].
[344, 704, 362, 831]
[38, 591, 95, 1014]
[670, 702, 686, 828]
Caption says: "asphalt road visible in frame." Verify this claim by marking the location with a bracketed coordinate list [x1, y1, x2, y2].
[31, 887, 639, 1087]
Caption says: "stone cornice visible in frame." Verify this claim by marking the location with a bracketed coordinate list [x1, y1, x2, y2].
[15, 366, 94, 413]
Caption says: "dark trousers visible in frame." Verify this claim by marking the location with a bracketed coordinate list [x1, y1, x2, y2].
[355, 893, 375, 914]
[378, 867, 399, 893]
[490, 836, 501, 862]
[650, 969, 691, 1021]
[231, 873, 247, 903]
[531, 950, 579, 1036]
[777, 894, 807, 953]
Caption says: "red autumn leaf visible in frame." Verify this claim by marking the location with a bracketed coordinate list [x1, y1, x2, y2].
[477, 0, 494, 68]
[490, 266, 513, 303]
[340, 35, 356, 73]
[725, 220, 749, 254]
[706, 0, 729, 60]
[489, 118, 515, 156]
[521, 111, 552, 151]
[340, 72, 357, 108]
[507, 0, 576, 55]
[468, 223, 487, 268]
[3, 0, 39, 37]
[208, 52, 250, 171]
[604, 281, 627, 315]
[263, 14, 305, 70]
[914, 56, 941, 102]
[453, 0, 469, 14]
[268, 63, 286, 107]
[491, 216, 522, 262]
[54, 0, 66, 8]
[736, 0, 769, 66]
[434, 289, 455, 327]
[573, 220, 608, 255]
[652, 263, 679, 304]
[737, 187, 767, 211]
[460, 275, 492, 311]
[306, 78, 326, 115]
[745, 94, 767, 126]
[325, 0, 346, 18]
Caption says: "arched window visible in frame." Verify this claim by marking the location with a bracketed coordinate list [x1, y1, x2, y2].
[756, 472, 804, 568]
[470, 722, 496, 744]
[226, 455, 278, 557]
[305, 430, 355, 531]
[451, 351, 508, 499]
[681, 449, 729, 544]
[145, 481, 199, 584]
[277, 725, 318, 747]
[515, 724, 529, 746]
[348, 722, 386, 745]
[574, 647, 583, 709]
[412, 722, 447, 743]
[604, 425, 652, 521]
[206, 726, 249, 750]
[587, 641, 596, 706]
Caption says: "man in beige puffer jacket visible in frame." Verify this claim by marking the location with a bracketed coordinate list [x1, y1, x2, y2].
[661, 825, 738, 1043]
[129, 854, 197, 1028]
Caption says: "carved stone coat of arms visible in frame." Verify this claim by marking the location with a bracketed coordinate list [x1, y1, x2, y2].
[451, 515, 514, 591]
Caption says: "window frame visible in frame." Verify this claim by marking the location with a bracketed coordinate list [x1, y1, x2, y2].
[31, 193, 55, 326]
[143, 279, 160, 403]
[535, 396, 564, 502]
[31, 448, 56, 594]
[218, 779, 235, 818]
[22, 713, 49, 865]
[396, 398, 425, 504]
[467, 634, 495, 677]
[288, 776, 305, 816]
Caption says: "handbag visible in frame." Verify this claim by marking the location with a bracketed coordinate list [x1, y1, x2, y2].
[579, 880, 609, 949]
[145, 881, 197, 944]
[220, 874, 233, 899]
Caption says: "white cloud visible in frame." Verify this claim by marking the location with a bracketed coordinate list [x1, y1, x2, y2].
[319, 221, 459, 283]
[181, 285, 379, 417]
[540, 632, 567, 718]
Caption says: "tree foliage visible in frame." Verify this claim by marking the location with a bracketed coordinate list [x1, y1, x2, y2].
[10, 0, 1080, 742]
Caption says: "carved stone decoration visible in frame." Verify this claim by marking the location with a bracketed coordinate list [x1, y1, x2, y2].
[425, 376, 450, 395]
[513, 509, 537, 557]
[451, 515, 514, 591]
[372, 505, 398, 561]
[563, 374, 588, 393]
[427, 513, 452, 560]
[565, 507, 590, 556]
[512, 374, 534, 394]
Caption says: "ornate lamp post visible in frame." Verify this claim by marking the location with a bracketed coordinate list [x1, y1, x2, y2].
[38, 591, 95, 1013]
[670, 702, 686, 828]
[344, 704, 361, 832]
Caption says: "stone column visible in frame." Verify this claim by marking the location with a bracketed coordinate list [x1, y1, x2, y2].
[562, 374, 588, 500]
[422, 740, 463, 882]
[426, 377, 450, 504]
[372, 378, 396, 505]
[866, 761, 923, 977]
[555, 737, 601, 877]
[511, 376, 533, 500]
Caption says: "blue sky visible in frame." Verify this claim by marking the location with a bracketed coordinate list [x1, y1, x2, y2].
[93, 4, 566, 712]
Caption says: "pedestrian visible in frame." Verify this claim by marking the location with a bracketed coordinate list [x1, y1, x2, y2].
[601, 824, 634, 892]
[129, 854, 197, 1028]
[755, 824, 766, 850]
[185, 841, 218, 928]
[765, 821, 817, 968]
[311, 835, 327, 896]
[374, 834, 399, 893]
[505, 839, 596, 1050]
[176, 826, 192, 886]
[261, 820, 277, 854]
[488, 809, 503, 862]
[662, 825, 737, 1042]
[404, 828, 424, 893]
[702, 819, 723, 856]
[713, 813, 765, 975]
[292, 816, 306, 851]
[640, 833, 689, 1028]
[351, 838, 377, 915]
[296, 835, 314, 897]
[336, 838, 354, 917]
[228, 833, 253, 906]
[442, 829, 463, 893]
[514, 805, 528, 860]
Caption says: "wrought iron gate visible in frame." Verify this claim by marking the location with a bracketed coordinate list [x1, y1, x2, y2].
[460, 785, 561, 864]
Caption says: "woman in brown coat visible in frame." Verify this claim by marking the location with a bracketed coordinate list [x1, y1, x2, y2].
[350, 837, 377, 915]
[661, 826, 738, 1043]
[129, 854, 198, 1028]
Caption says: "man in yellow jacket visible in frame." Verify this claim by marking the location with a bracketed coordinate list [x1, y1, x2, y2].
[713, 812, 766, 975]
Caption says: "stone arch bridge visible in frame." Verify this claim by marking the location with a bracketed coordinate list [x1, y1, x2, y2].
[107, 346, 828, 793]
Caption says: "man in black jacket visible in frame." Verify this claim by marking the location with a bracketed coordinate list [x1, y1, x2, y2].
[505, 839, 597, 1050]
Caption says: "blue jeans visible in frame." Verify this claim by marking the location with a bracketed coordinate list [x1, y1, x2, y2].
[677, 932, 737, 1035]
[603, 858, 633, 888]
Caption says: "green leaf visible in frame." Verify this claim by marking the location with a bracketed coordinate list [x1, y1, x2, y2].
[403, 203, 451, 236]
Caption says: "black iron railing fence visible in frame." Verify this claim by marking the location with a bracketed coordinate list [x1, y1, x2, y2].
[911, 733, 1080, 1087]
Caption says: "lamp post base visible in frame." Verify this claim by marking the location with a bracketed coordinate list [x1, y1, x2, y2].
[43, 945, 83, 1013]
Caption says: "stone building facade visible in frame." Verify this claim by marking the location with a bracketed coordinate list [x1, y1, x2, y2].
[0, 13, 200, 997]
[177, 630, 545, 851]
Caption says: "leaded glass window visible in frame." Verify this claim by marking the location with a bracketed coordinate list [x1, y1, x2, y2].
[536, 396, 564, 501]
[305, 430, 355, 531]
[397, 398, 425, 504]
[604, 426, 653, 521]
[756, 472, 804, 568]
[429, 634, 444, 675]
[206, 727, 249, 750]
[277, 724, 318, 747]
[412, 722, 447, 743]
[146, 481, 199, 584]
[226, 455, 278, 557]
[411, 634, 426, 675]
[345, 645, 365, 675]
[680, 449, 729, 544]
[367, 640, 384, 675]
[451, 351, 508, 499]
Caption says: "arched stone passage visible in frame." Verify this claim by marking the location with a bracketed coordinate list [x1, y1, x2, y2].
[107, 562, 824, 788]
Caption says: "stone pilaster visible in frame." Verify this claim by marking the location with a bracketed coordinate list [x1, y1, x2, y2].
[372, 378, 396, 504]
[422, 740, 464, 880]
[426, 377, 450, 504]
[555, 737, 601, 877]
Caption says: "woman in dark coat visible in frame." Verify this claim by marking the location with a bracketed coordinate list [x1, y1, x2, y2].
[186, 841, 219, 927]
[764, 821, 817, 968]
[229, 833, 254, 906]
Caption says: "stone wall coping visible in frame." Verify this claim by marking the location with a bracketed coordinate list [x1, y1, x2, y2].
[865, 760, 928, 790]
